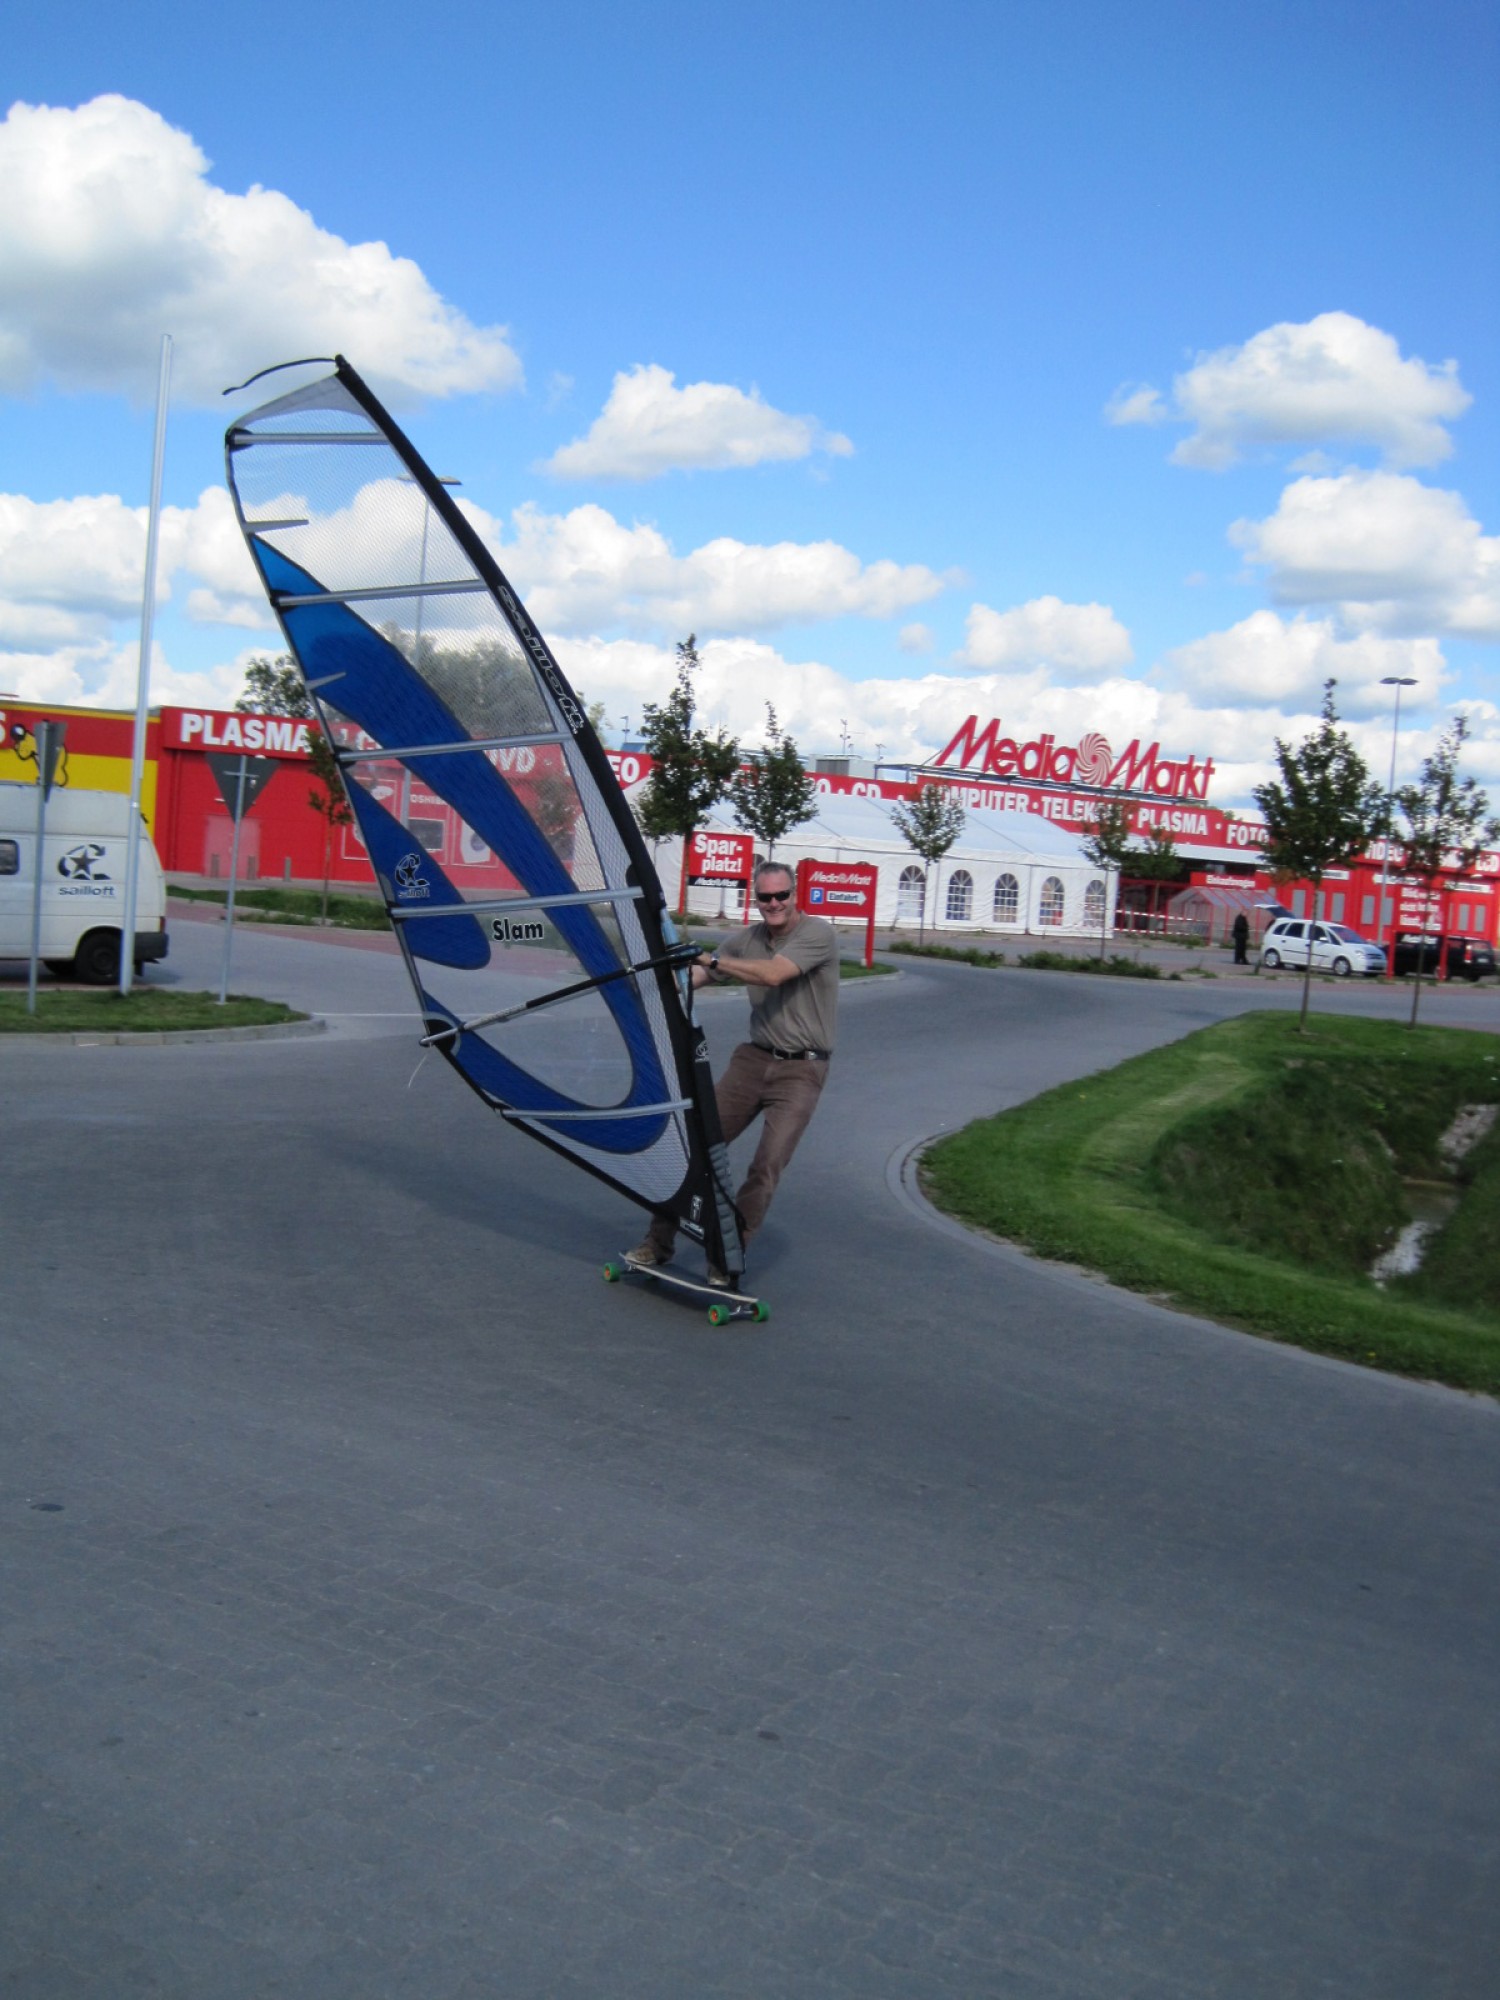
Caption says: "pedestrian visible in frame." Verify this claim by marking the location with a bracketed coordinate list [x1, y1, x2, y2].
[1231, 911, 1250, 965]
[631, 860, 839, 1283]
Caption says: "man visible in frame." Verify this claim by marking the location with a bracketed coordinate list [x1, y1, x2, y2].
[1231, 910, 1250, 965]
[631, 860, 839, 1280]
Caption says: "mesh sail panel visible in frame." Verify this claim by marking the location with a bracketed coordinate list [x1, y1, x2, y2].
[224, 359, 742, 1268]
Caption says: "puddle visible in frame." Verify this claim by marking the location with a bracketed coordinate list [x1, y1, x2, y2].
[1370, 1102, 1494, 1287]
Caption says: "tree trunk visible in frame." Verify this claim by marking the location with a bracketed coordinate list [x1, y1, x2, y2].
[321, 818, 332, 926]
[1298, 956, 1313, 1032]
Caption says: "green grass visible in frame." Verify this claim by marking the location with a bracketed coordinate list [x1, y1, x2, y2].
[0, 989, 308, 1033]
[921, 1012, 1500, 1395]
[839, 957, 895, 978]
[169, 885, 389, 930]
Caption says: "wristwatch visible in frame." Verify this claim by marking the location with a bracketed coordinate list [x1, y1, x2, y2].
[701, 951, 719, 972]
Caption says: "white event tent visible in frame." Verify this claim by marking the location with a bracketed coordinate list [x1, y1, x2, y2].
[661, 792, 1117, 939]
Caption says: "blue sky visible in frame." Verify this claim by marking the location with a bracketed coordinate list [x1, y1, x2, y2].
[2, 0, 1496, 803]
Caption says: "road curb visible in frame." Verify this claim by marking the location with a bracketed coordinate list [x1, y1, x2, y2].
[0, 1016, 326, 1048]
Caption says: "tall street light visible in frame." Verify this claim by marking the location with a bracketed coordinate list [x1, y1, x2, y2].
[1377, 674, 1417, 972]
[398, 475, 460, 830]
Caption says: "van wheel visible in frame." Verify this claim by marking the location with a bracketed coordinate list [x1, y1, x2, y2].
[43, 959, 75, 978]
[1262, 948, 1281, 969]
[1332, 956, 1352, 978]
[74, 930, 121, 984]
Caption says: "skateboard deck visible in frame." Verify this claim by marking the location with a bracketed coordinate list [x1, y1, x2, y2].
[603, 1253, 769, 1325]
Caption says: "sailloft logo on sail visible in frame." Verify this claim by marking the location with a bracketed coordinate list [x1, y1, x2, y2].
[394, 853, 430, 900]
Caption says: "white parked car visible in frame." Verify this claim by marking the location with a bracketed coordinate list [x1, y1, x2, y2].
[1259, 916, 1386, 979]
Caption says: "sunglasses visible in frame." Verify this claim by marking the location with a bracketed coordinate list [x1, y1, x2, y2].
[756, 889, 793, 904]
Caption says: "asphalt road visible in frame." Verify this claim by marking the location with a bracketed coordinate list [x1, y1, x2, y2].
[3, 924, 1498, 1998]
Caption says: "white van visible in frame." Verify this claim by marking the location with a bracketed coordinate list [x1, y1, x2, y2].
[0, 783, 169, 982]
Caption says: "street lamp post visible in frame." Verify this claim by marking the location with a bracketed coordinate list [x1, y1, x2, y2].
[398, 475, 460, 830]
[1377, 675, 1417, 974]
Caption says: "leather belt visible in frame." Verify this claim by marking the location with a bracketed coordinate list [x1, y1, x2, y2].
[759, 1046, 829, 1062]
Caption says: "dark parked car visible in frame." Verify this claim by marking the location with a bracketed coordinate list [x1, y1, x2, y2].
[1391, 933, 1497, 981]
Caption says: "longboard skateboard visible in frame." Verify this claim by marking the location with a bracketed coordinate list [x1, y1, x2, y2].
[603, 1253, 769, 1326]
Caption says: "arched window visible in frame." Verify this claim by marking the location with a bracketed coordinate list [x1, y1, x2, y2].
[945, 869, 974, 922]
[1039, 876, 1066, 927]
[897, 865, 925, 926]
[993, 872, 1019, 923]
[1083, 879, 1106, 928]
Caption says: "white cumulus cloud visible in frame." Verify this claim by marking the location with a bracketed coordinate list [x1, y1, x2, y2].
[543, 364, 854, 479]
[959, 595, 1133, 675]
[1112, 313, 1470, 470]
[479, 499, 949, 636]
[1231, 470, 1500, 638]
[0, 94, 521, 404]
[1161, 610, 1445, 713]
[0, 486, 268, 650]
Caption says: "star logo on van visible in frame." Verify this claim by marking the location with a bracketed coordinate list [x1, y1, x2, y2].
[58, 842, 109, 881]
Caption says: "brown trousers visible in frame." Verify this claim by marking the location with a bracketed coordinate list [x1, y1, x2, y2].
[646, 1042, 829, 1255]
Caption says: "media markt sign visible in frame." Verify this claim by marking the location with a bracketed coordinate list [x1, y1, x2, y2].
[934, 715, 1215, 803]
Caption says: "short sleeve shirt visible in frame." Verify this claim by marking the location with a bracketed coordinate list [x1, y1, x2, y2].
[716, 913, 840, 1055]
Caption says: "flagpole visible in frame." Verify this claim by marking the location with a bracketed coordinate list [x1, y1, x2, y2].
[120, 333, 173, 995]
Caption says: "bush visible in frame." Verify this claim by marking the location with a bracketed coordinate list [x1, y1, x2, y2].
[889, 941, 1007, 969]
[1014, 950, 1160, 979]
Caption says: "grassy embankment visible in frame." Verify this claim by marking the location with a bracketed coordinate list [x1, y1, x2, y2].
[0, 990, 307, 1033]
[922, 1011, 1500, 1395]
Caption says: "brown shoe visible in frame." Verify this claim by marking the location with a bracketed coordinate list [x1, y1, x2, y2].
[627, 1238, 670, 1268]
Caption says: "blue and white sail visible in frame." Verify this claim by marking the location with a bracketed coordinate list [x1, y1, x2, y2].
[224, 356, 743, 1274]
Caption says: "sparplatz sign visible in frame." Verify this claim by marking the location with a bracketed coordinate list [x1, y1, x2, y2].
[797, 858, 878, 967]
[688, 830, 754, 883]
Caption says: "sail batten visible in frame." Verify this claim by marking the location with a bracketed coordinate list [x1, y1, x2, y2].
[391, 886, 646, 923]
[339, 731, 569, 765]
[273, 579, 487, 609]
[224, 355, 744, 1275]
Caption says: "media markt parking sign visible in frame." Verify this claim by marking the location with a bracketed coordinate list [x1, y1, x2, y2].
[797, 859, 879, 965]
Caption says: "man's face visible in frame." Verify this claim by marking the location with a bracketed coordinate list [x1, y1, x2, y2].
[754, 871, 796, 936]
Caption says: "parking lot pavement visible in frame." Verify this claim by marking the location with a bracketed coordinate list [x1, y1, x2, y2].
[3, 933, 1497, 1998]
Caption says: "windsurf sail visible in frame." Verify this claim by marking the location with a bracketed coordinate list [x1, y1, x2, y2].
[224, 356, 744, 1275]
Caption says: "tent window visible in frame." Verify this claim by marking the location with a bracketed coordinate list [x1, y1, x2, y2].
[897, 865, 925, 925]
[993, 872, 1019, 923]
[1039, 876, 1065, 927]
[1083, 879, 1106, 926]
[945, 869, 974, 921]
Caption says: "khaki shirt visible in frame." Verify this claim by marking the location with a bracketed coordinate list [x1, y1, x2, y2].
[715, 913, 839, 1055]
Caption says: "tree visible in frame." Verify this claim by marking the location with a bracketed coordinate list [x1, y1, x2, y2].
[236, 652, 352, 925]
[1129, 825, 1181, 881]
[729, 704, 818, 860]
[1395, 714, 1500, 1029]
[889, 783, 967, 941]
[636, 636, 740, 913]
[1252, 680, 1384, 1031]
[1080, 798, 1132, 959]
